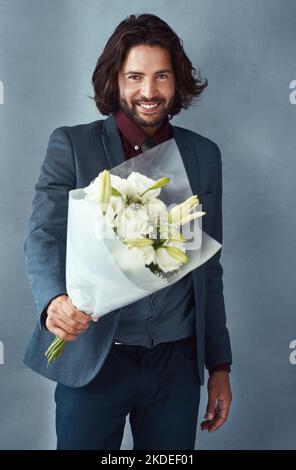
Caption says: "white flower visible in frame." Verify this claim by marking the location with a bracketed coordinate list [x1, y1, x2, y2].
[126, 172, 161, 202]
[115, 206, 153, 240]
[155, 247, 183, 273]
[84, 173, 126, 202]
[105, 196, 124, 227]
[169, 196, 205, 226]
[129, 246, 155, 266]
[143, 198, 168, 220]
[110, 174, 127, 198]
[84, 170, 111, 214]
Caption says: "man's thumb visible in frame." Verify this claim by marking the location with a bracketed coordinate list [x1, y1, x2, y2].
[205, 398, 216, 420]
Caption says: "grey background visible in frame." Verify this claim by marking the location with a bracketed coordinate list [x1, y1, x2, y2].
[0, 0, 295, 450]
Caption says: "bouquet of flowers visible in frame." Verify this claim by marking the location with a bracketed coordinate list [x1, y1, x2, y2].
[45, 139, 221, 363]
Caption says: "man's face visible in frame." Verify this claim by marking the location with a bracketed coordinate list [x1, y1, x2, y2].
[118, 45, 175, 134]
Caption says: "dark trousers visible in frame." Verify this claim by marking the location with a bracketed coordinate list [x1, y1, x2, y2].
[55, 335, 200, 450]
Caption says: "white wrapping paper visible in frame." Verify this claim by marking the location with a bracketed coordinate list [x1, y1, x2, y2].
[66, 139, 221, 319]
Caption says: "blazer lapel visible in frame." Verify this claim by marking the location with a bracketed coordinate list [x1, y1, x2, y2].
[170, 127, 206, 332]
[170, 125, 200, 196]
[101, 114, 126, 169]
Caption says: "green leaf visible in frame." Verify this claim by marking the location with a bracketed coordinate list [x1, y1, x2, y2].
[111, 187, 122, 197]
[140, 177, 170, 197]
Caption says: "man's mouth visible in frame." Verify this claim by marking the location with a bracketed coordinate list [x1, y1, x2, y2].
[135, 102, 162, 113]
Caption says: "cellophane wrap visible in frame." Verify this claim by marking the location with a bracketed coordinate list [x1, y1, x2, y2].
[66, 139, 221, 319]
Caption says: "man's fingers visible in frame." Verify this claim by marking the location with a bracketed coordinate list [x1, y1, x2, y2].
[219, 398, 231, 420]
[200, 420, 211, 430]
[56, 316, 88, 336]
[201, 407, 219, 432]
[60, 300, 91, 326]
[50, 326, 78, 342]
[59, 310, 89, 331]
[202, 400, 230, 433]
[200, 412, 227, 433]
[205, 394, 217, 420]
[47, 315, 87, 339]
[47, 296, 98, 337]
[208, 414, 227, 433]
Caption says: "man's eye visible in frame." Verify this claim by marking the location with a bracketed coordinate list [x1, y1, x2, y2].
[128, 75, 141, 80]
[157, 74, 168, 80]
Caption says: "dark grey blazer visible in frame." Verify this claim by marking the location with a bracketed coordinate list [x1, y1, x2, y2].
[23, 114, 232, 387]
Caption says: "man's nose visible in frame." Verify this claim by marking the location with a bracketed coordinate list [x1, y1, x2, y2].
[140, 79, 158, 100]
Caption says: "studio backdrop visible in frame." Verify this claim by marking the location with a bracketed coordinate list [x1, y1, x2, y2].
[0, 0, 295, 450]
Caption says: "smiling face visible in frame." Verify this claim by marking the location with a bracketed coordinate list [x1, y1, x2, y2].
[118, 44, 176, 135]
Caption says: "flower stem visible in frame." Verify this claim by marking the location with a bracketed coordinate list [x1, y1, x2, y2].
[45, 337, 67, 365]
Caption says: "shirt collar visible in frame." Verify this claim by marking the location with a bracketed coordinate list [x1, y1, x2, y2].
[114, 109, 171, 150]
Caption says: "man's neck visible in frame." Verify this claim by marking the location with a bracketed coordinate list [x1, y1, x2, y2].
[139, 125, 161, 137]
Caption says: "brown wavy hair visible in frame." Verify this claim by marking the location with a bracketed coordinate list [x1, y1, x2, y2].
[91, 13, 208, 117]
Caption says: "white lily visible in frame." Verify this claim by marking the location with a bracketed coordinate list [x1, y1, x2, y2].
[85, 169, 112, 213]
[169, 195, 206, 226]
[110, 174, 127, 198]
[156, 245, 187, 273]
[128, 245, 156, 266]
[105, 196, 124, 227]
[115, 206, 153, 240]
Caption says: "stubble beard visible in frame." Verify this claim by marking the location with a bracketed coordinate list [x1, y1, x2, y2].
[119, 96, 175, 128]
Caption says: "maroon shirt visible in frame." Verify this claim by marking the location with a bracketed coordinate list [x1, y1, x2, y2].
[114, 109, 171, 157]
[114, 109, 230, 376]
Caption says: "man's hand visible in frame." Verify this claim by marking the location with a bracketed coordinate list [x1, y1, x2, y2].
[200, 371, 232, 433]
[45, 295, 92, 341]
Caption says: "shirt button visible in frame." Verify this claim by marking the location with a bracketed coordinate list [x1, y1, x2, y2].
[134, 145, 139, 150]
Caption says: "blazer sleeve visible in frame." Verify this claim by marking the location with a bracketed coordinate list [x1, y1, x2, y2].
[204, 144, 232, 370]
[24, 127, 76, 330]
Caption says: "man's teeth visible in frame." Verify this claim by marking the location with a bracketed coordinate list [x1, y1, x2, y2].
[139, 103, 159, 109]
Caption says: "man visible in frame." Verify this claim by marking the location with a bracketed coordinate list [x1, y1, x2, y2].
[24, 13, 232, 450]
